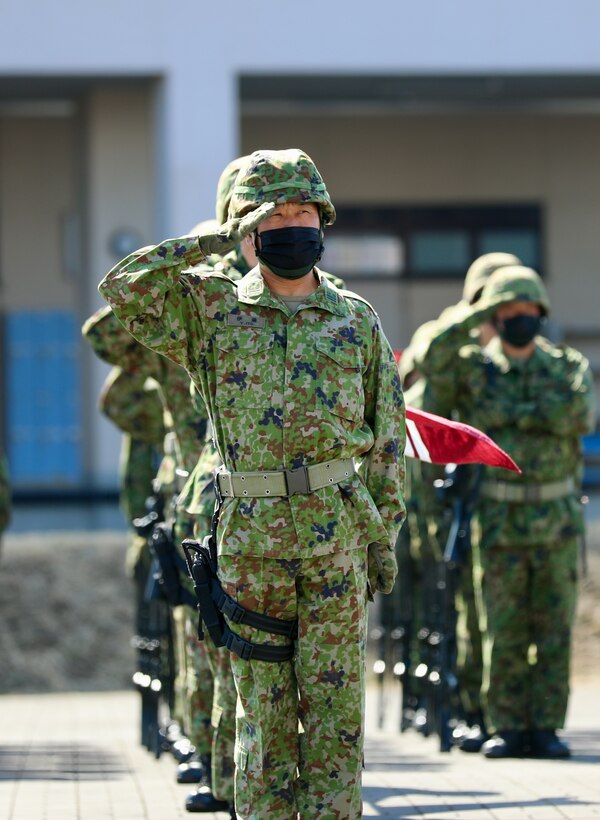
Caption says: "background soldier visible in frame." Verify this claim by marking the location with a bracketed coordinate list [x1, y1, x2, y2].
[408, 252, 521, 750]
[415, 266, 596, 759]
[99, 148, 405, 820]
[98, 367, 164, 638]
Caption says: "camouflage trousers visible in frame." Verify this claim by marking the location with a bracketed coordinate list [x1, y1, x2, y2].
[201, 639, 237, 804]
[219, 549, 368, 820]
[455, 548, 484, 717]
[479, 538, 578, 733]
[183, 609, 214, 756]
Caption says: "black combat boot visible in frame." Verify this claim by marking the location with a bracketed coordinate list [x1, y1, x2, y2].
[529, 729, 571, 759]
[176, 753, 210, 784]
[171, 736, 196, 763]
[482, 730, 526, 758]
[455, 710, 489, 753]
[185, 784, 231, 813]
[458, 723, 490, 753]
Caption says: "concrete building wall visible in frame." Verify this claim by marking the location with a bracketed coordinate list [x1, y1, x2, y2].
[4, 0, 600, 236]
[82, 87, 156, 488]
[0, 115, 77, 309]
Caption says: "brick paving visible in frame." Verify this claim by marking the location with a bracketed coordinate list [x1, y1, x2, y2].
[0, 682, 598, 820]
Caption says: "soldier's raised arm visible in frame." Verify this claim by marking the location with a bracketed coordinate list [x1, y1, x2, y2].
[82, 305, 160, 376]
[98, 204, 275, 368]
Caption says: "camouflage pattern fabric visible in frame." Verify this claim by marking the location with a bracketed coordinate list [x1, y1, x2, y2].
[228, 149, 336, 225]
[84, 307, 207, 473]
[99, 366, 165, 446]
[219, 549, 367, 819]
[216, 156, 250, 225]
[0, 453, 10, 535]
[118, 434, 159, 575]
[415, 286, 595, 734]
[100, 248, 405, 561]
[480, 537, 578, 732]
[84, 305, 214, 753]
[99, 211, 405, 816]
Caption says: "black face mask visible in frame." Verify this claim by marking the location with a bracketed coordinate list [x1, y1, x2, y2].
[496, 314, 544, 348]
[256, 227, 323, 280]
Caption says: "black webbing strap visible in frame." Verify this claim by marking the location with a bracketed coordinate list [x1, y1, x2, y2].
[221, 623, 295, 662]
[213, 586, 298, 639]
[182, 538, 297, 662]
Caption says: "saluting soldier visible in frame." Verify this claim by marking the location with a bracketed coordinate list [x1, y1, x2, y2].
[415, 266, 595, 759]
[99, 148, 405, 820]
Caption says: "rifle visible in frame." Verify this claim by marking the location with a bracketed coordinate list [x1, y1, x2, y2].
[390, 522, 418, 733]
[419, 463, 482, 752]
[130, 494, 176, 758]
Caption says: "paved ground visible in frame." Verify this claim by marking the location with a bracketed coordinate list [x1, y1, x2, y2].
[0, 682, 598, 820]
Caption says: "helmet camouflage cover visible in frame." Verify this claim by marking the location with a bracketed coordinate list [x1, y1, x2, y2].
[215, 155, 250, 225]
[480, 265, 551, 316]
[228, 148, 336, 226]
[463, 251, 522, 304]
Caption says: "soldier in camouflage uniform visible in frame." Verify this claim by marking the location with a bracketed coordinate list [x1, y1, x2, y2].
[100, 148, 405, 820]
[98, 366, 163, 592]
[182, 154, 349, 815]
[409, 253, 521, 749]
[415, 266, 595, 759]
[0, 452, 10, 545]
[83, 307, 218, 795]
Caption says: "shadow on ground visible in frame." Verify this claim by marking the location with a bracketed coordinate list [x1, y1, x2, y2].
[0, 743, 127, 781]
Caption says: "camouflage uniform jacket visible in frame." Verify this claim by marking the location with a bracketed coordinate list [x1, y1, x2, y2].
[99, 366, 165, 446]
[417, 310, 596, 547]
[83, 306, 207, 474]
[99, 237, 406, 560]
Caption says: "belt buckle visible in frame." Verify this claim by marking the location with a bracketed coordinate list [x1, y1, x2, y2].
[217, 469, 235, 498]
[284, 466, 310, 496]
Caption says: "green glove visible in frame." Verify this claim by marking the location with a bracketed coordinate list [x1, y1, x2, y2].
[197, 202, 275, 257]
[367, 542, 398, 595]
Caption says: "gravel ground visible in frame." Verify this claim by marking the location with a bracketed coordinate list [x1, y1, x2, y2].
[0, 500, 598, 692]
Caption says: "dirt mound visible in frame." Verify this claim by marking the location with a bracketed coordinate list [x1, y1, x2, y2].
[0, 532, 135, 692]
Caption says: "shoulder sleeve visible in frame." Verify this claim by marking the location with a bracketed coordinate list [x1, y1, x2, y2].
[361, 308, 407, 547]
[98, 236, 217, 370]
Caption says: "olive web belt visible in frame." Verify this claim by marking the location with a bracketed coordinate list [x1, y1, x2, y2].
[216, 457, 355, 498]
[481, 476, 576, 503]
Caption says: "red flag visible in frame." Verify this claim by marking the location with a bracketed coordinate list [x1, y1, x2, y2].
[405, 406, 521, 473]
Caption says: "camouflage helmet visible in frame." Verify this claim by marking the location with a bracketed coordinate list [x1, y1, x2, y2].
[228, 148, 336, 226]
[480, 265, 551, 316]
[216, 155, 250, 225]
[463, 252, 522, 304]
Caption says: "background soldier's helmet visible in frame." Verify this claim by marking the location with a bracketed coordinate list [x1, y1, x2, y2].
[228, 148, 336, 226]
[480, 265, 551, 316]
[215, 155, 250, 225]
[463, 252, 522, 304]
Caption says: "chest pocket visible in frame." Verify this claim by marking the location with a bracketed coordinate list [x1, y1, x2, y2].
[315, 340, 365, 422]
[214, 329, 275, 408]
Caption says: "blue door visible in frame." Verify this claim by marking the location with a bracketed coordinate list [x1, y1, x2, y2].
[5, 310, 82, 488]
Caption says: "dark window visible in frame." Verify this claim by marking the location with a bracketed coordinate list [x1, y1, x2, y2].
[321, 204, 542, 280]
